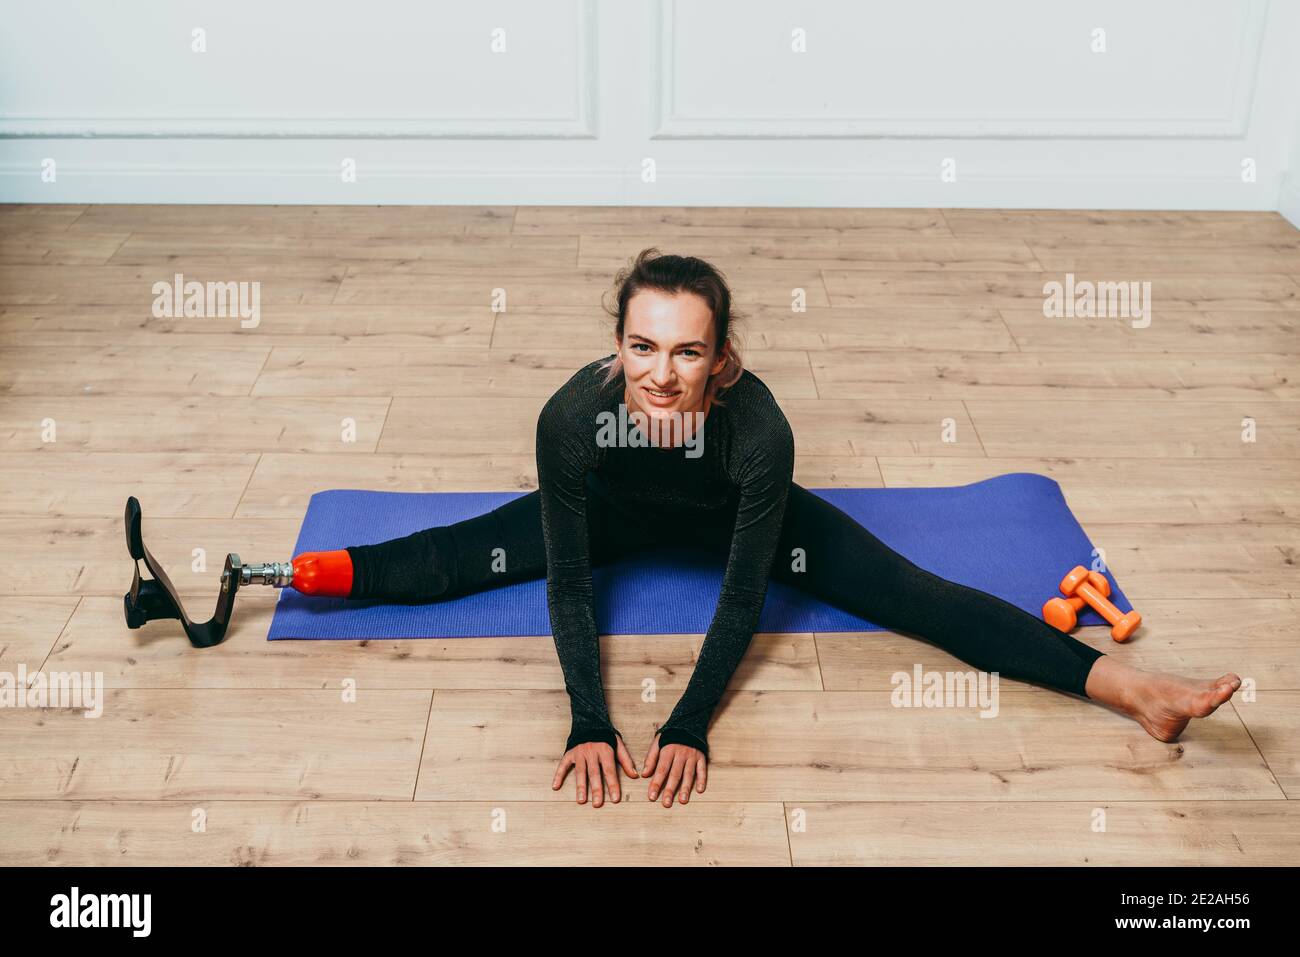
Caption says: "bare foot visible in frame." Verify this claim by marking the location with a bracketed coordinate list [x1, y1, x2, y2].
[1127, 671, 1242, 742]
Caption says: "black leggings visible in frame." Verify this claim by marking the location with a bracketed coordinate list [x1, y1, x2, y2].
[347, 482, 1106, 697]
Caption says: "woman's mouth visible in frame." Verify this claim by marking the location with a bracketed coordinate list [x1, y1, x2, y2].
[643, 386, 681, 407]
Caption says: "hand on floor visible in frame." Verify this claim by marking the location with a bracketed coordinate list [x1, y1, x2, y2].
[641, 734, 707, 807]
[552, 736, 639, 807]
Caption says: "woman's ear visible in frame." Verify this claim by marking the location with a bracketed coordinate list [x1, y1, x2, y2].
[709, 341, 730, 377]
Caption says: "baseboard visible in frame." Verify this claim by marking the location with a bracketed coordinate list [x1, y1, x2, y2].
[0, 162, 1284, 209]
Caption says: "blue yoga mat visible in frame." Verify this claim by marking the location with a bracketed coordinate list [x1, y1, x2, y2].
[267, 473, 1132, 640]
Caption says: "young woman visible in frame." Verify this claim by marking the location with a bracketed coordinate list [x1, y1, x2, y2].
[317, 249, 1242, 809]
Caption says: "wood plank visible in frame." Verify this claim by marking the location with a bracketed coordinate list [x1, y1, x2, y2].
[876, 456, 1300, 525]
[1000, 307, 1300, 354]
[515, 205, 952, 237]
[0, 304, 495, 349]
[110, 231, 576, 266]
[0, 396, 390, 453]
[0, 452, 258, 518]
[0, 230, 128, 265]
[1027, 240, 1300, 275]
[0, 689, 431, 800]
[732, 305, 1018, 351]
[237, 452, 539, 517]
[579, 235, 1038, 271]
[489, 308, 614, 351]
[781, 399, 986, 457]
[70, 204, 515, 237]
[812, 350, 1300, 401]
[0, 263, 345, 305]
[0, 344, 270, 396]
[942, 209, 1298, 243]
[0, 204, 87, 231]
[822, 270, 1300, 311]
[964, 399, 1300, 458]
[787, 801, 1300, 865]
[380, 396, 541, 455]
[792, 456, 885, 487]
[0, 800, 792, 866]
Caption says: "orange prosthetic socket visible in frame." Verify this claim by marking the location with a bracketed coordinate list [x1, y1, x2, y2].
[290, 549, 354, 598]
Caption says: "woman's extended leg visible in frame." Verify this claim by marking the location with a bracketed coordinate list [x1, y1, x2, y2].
[770, 483, 1104, 695]
[346, 491, 549, 602]
[769, 484, 1239, 738]
[346, 481, 650, 603]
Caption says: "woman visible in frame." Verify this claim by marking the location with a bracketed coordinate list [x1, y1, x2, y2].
[328, 248, 1241, 809]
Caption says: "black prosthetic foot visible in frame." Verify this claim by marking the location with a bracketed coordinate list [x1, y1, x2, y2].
[122, 496, 244, 648]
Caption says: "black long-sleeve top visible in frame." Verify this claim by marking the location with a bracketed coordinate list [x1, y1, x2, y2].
[536, 356, 794, 758]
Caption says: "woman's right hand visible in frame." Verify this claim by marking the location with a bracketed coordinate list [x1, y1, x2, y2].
[552, 736, 640, 807]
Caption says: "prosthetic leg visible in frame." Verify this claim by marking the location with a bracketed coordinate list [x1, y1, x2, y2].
[122, 496, 353, 647]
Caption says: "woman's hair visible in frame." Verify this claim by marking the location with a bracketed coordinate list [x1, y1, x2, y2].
[598, 247, 745, 405]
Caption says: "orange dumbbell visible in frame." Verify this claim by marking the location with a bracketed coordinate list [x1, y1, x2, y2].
[1042, 571, 1110, 632]
[1059, 564, 1141, 642]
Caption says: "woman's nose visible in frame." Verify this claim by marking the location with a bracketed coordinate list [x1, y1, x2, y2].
[652, 354, 673, 384]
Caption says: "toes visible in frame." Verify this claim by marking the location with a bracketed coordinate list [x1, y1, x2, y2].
[1213, 676, 1240, 697]
[1194, 684, 1235, 716]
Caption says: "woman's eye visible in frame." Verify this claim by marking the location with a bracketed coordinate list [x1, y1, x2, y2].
[681, 349, 700, 358]
[631, 343, 650, 352]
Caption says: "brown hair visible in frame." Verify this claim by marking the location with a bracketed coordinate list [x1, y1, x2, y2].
[598, 247, 745, 406]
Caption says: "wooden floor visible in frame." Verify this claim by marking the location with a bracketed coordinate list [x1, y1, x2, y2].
[1, 204, 1298, 866]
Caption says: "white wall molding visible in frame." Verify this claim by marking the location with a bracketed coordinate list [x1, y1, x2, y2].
[0, 1, 597, 140]
[652, 0, 1269, 139]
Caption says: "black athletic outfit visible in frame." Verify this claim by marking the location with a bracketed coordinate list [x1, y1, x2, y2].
[347, 357, 1106, 757]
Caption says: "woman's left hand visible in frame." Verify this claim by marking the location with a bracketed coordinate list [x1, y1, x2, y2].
[641, 733, 707, 807]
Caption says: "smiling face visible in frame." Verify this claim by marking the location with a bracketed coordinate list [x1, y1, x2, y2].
[617, 289, 728, 426]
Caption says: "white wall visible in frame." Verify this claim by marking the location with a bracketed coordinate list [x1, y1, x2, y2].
[2, 0, 1299, 212]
